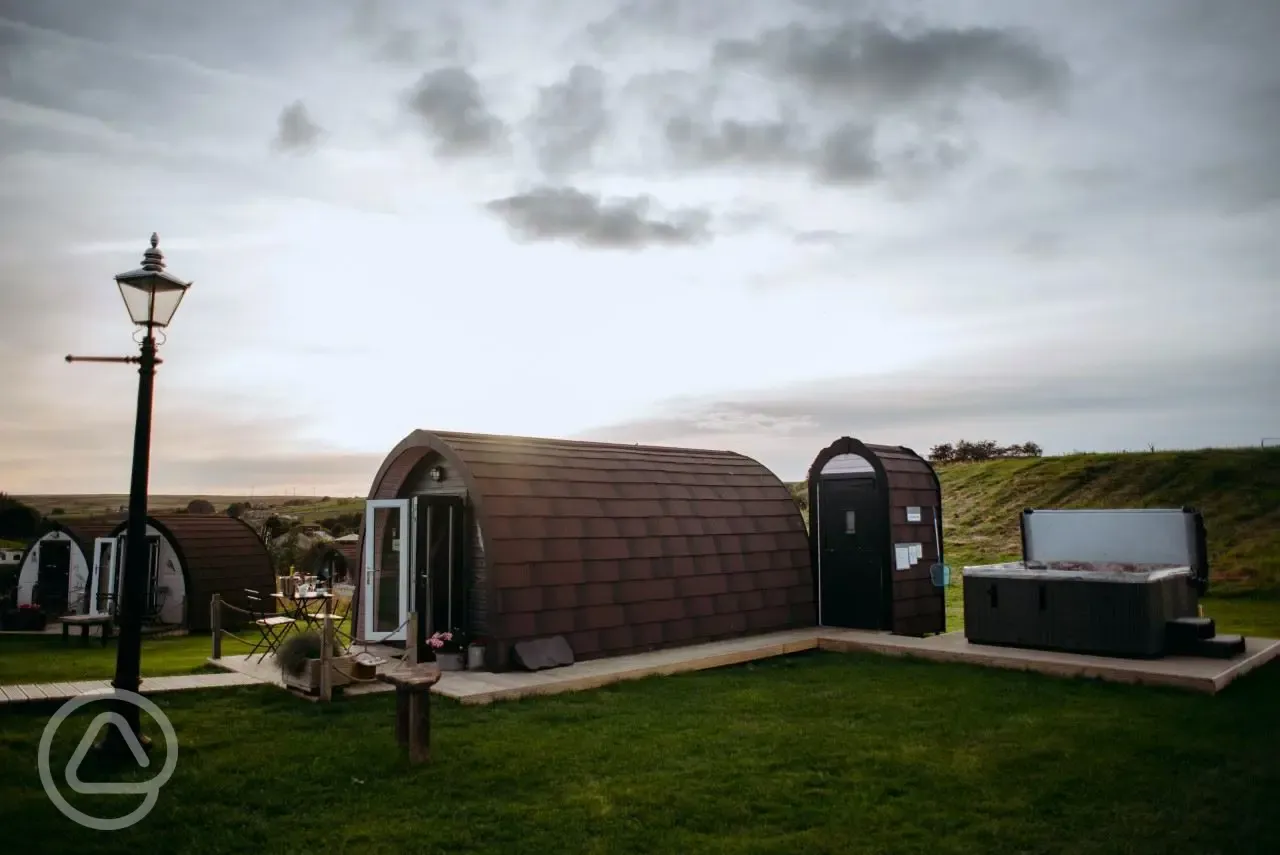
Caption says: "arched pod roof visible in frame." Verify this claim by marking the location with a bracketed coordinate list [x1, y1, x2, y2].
[363, 430, 813, 663]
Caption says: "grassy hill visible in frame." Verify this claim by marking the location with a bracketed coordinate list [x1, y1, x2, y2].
[793, 447, 1280, 595]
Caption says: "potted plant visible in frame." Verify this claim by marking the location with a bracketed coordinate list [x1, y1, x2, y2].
[466, 636, 488, 671]
[424, 630, 465, 671]
[275, 630, 353, 693]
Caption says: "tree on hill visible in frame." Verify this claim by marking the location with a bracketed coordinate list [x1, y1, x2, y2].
[929, 440, 1043, 463]
[262, 515, 291, 541]
[0, 494, 41, 540]
[186, 499, 216, 515]
[317, 512, 362, 537]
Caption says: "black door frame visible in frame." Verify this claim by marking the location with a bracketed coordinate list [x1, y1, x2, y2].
[816, 473, 893, 630]
[412, 494, 469, 661]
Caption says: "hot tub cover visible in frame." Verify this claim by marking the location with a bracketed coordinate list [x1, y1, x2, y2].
[963, 560, 1192, 584]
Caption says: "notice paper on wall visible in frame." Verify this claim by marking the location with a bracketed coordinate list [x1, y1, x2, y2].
[895, 543, 924, 570]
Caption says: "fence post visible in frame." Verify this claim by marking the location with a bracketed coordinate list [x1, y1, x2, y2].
[320, 613, 334, 702]
[210, 593, 222, 660]
[406, 612, 419, 666]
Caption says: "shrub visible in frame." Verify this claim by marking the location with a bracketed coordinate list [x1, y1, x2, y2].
[187, 499, 216, 515]
[275, 631, 340, 676]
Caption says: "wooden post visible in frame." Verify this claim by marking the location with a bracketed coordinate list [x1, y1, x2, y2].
[210, 593, 222, 660]
[319, 613, 333, 702]
[407, 689, 431, 763]
[394, 687, 409, 747]
[406, 612, 419, 666]
[378, 665, 441, 765]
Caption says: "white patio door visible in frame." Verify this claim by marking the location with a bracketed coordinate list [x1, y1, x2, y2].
[88, 537, 118, 616]
[363, 499, 414, 642]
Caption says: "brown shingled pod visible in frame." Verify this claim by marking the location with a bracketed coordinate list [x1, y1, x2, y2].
[355, 430, 814, 670]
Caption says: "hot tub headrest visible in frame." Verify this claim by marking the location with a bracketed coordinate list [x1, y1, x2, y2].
[1019, 508, 1209, 594]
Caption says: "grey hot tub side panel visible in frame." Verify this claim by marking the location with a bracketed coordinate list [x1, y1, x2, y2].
[963, 508, 1208, 658]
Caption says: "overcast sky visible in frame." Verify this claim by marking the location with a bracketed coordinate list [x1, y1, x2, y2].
[1, 0, 1277, 495]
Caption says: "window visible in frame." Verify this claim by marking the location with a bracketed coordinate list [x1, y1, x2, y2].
[844, 510, 857, 533]
[906, 507, 922, 523]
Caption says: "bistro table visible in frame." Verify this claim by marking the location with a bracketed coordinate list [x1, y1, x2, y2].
[273, 590, 333, 628]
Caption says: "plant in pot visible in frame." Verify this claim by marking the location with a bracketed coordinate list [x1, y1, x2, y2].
[423, 630, 466, 670]
[275, 630, 352, 693]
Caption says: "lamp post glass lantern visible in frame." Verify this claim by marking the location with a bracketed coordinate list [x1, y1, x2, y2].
[96, 233, 190, 755]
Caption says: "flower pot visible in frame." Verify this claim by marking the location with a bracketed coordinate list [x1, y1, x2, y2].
[435, 651, 464, 671]
[466, 644, 486, 671]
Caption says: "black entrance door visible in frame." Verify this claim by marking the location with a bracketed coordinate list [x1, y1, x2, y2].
[36, 540, 71, 614]
[413, 496, 467, 660]
[818, 476, 887, 629]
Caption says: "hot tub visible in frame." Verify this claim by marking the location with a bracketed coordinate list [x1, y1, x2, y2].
[962, 509, 1208, 658]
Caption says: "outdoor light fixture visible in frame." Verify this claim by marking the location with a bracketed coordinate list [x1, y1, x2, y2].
[65, 233, 191, 760]
[429, 465, 445, 482]
[114, 233, 191, 327]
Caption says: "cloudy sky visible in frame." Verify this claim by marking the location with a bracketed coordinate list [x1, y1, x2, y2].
[1, 0, 1277, 495]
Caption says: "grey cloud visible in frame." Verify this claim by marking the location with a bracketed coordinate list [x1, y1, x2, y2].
[814, 122, 881, 184]
[405, 66, 507, 157]
[271, 100, 323, 154]
[714, 20, 1069, 109]
[346, 0, 466, 65]
[485, 186, 712, 250]
[525, 64, 611, 175]
[665, 113, 808, 168]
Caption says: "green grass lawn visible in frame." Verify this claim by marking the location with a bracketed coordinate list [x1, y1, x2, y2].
[0, 618, 357, 685]
[0, 651, 1277, 855]
[0, 633, 243, 685]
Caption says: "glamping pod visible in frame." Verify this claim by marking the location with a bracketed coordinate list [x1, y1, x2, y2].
[807, 437, 946, 636]
[21, 514, 273, 630]
[16, 518, 121, 615]
[303, 540, 359, 585]
[357, 430, 814, 670]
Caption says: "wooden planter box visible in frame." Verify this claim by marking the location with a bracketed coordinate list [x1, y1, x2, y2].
[282, 656, 356, 694]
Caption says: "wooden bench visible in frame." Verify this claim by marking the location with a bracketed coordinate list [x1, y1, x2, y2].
[61, 614, 114, 646]
[378, 664, 442, 764]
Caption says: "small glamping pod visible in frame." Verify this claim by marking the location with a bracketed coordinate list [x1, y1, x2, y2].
[357, 430, 814, 670]
[16, 518, 121, 615]
[302, 540, 359, 585]
[807, 437, 946, 636]
[68, 514, 274, 630]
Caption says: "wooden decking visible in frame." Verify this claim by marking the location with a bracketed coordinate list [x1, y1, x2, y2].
[0, 672, 264, 705]
[4, 627, 1277, 708]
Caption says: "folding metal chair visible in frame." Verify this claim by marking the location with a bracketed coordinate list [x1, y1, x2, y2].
[243, 588, 296, 663]
[311, 593, 354, 651]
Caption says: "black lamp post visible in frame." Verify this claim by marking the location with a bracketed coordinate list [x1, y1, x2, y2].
[67, 233, 190, 754]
